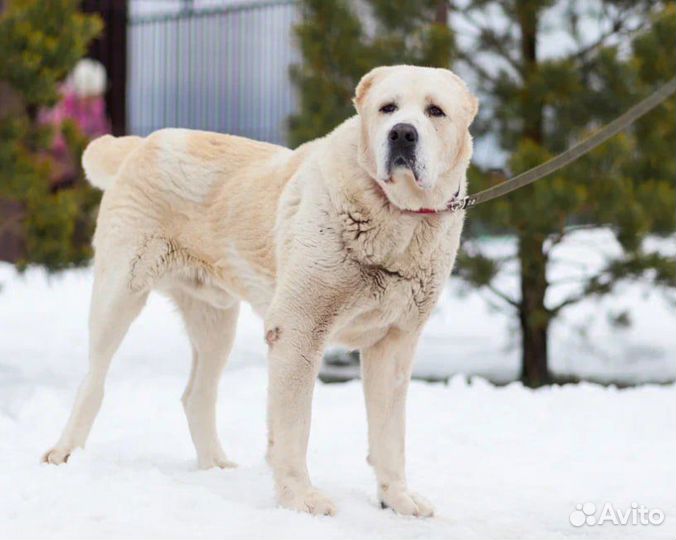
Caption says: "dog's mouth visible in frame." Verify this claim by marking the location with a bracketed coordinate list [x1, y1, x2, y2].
[370, 173, 461, 215]
[386, 154, 419, 184]
[393, 156, 408, 168]
[370, 178, 429, 215]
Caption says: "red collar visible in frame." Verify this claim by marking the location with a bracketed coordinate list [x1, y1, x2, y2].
[404, 206, 448, 215]
[374, 183, 463, 215]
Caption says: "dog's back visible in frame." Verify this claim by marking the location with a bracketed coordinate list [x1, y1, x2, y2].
[83, 129, 288, 200]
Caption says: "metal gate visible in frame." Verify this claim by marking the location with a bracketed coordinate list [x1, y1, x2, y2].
[127, 0, 300, 145]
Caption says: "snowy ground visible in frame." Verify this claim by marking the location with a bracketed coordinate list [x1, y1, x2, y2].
[0, 230, 675, 538]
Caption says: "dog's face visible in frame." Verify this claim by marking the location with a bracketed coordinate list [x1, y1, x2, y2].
[354, 65, 478, 210]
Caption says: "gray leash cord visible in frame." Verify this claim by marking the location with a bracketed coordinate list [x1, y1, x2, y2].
[451, 77, 676, 212]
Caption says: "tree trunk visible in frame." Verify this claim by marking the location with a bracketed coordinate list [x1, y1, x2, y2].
[518, 234, 550, 387]
[434, 1, 447, 25]
[517, 2, 542, 143]
[516, 1, 550, 386]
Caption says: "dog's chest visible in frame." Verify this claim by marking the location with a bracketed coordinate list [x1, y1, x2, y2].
[327, 213, 460, 348]
[360, 261, 441, 318]
[331, 258, 446, 349]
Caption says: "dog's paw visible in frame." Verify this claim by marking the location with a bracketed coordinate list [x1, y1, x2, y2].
[42, 447, 72, 465]
[279, 486, 336, 516]
[197, 451, 238, 470]
[380, 490, 434, 517]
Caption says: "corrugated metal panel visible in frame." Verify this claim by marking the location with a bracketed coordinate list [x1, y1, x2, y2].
[127, 0, 299, 145]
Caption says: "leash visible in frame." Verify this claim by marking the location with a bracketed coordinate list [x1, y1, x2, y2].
[439, 77, 676, 214]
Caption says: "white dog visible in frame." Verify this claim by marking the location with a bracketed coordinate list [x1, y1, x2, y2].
[43, 65, 478, 517]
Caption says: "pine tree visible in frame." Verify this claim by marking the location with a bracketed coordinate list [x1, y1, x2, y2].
[0, 0, 101, 270]
[289, 0, 453, 146]
[456, 0, 675, 386]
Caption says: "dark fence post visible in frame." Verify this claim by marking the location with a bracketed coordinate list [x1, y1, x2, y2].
[82, 0, 128, 135]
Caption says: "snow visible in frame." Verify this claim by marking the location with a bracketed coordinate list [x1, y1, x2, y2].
[0, 229, 674, 538]
[416, 229, 674, 384]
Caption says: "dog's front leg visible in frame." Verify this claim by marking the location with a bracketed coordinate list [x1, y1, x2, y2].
[361, 327, 434, 517]
[264, 289, 338, 516]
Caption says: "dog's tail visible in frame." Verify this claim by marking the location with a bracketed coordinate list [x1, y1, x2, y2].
[82, 134, 143, 191]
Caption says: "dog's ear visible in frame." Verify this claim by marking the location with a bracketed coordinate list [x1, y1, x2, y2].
[466, 92, 479, 121]
[353, 66, 392, 111]
[444, 69, 479, 122]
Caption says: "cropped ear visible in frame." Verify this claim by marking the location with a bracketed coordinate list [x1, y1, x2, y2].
[353, 66, 393, 111]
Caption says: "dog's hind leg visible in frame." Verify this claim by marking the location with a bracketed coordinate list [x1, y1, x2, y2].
[43, 255, 148, 464]
[172, 291, 239, 469]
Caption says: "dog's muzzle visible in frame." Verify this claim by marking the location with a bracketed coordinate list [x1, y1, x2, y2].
[386, 123, 418, 180]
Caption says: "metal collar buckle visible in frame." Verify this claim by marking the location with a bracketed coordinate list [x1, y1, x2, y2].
[447, 196, 475, 213]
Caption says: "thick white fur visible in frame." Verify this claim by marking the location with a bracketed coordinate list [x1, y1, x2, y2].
[43, 65, 478, 517]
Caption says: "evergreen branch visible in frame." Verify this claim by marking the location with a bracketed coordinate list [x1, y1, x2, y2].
[452, 7, 521, 79]
[568, 1, 659, 67]
[455, 50, 498, 85]
[549, 250, 676, 314]
[571, 18, 648, 65]
[478, 28, 522, 76]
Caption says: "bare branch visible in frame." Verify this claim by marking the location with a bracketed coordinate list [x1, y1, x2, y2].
[487, 284, 520, 309]
[544, 224, 615, 257]
[549, 272, 614, 315]
[548, 274, 596, 287]
[548, 291, 589, 315]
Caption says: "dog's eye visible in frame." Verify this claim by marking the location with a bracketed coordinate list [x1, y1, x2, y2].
[379, 103, 398, 114]
[426, 105, 446, 117]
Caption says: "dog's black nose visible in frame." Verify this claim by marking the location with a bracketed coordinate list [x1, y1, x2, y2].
[388, 123, 418, 146]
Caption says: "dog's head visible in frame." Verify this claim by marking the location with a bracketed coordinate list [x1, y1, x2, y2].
[353, 65, 478, 211]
